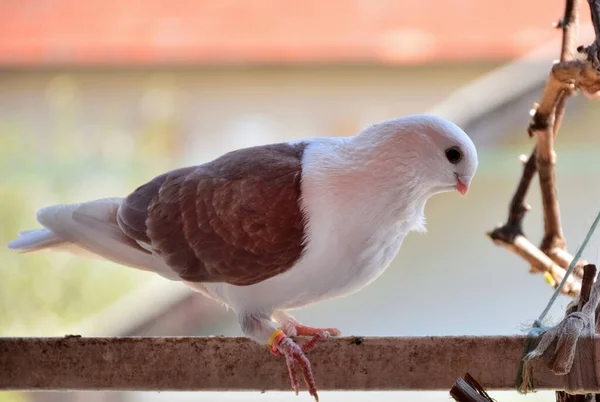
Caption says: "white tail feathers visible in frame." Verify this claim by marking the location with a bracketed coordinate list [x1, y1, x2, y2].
[8, 228, 105, 259]
[8, 228, 64, 251]
[7, 197, 180, 281]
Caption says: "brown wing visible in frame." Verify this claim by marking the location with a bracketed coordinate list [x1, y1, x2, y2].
[116, 142, 308, 286]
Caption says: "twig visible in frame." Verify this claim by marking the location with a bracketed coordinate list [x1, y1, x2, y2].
[530, 82, 566, 253]
[578, 264, 597, 310]
[560, 0, 581, 61]
[487, 233, 580, 296]
[487, 0, 600, 295]
[553, 90, 570, 136]
[488, 147, 536, 242]
[450, 373, 496, 402]
[589, 0, 600, 50]
[530, 0, 579, 261]
[579, 0, 600, 69]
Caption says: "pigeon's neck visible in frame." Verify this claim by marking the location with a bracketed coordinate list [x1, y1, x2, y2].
[344, 134, 434, 202]
[301, 136, 432, 228]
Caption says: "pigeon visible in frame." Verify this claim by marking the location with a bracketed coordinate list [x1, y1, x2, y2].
[8, 113, 478, 401]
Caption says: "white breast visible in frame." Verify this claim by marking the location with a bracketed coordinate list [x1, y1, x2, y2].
[199, 137, 426, 315]
[202, 211, 410, 314]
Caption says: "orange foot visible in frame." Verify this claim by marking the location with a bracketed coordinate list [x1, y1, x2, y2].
[275, 312, 342, 340]
[269, 329, 331, 401]
[268, 312, 342, 401]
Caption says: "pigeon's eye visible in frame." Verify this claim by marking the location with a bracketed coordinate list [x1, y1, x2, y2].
[445, 147, 462, 164]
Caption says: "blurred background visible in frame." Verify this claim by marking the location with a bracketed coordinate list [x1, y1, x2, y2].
[2, 0, 600, 401]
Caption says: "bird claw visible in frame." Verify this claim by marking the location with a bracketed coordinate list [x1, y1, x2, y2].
[279, 318, 341, 340]
[271, 319, 338, 401]
[298, 325, 341, 337]
[277, 337, 319, 401]
[301, 329, 330, 353]
[282, 349, 300, 395]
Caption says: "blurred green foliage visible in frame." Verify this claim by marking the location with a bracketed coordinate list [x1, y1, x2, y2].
[1, 75, 161, 337]
[0, 163, 145, 336]
[0, 72, 185, 401]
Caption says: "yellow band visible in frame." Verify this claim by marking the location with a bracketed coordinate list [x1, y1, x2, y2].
[267, 329, 284, 349]
[543, 271, 556, 287]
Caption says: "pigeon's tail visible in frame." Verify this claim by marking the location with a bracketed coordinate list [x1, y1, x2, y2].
[8, 228, 65, 252]
[7, 198, 179, 281]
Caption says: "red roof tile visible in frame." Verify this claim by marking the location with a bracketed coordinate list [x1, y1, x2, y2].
[0, 0, 590, 66]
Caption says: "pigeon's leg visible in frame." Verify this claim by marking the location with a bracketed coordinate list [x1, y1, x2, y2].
[272, 310, 341, 352]
[239, 311, 319, 401]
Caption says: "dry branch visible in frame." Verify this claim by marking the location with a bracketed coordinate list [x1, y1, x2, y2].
[2, 336, 600, 393]
[489, 233, 581, 295]
[487, 0, 600, 296]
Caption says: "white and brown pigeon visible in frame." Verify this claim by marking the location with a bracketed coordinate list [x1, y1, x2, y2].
[8, 114, 478, 401]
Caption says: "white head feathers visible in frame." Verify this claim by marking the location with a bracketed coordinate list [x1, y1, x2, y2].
[354, 113, 478, 198]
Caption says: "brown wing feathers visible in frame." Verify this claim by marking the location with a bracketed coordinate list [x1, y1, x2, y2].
[116, 143, 308, 286]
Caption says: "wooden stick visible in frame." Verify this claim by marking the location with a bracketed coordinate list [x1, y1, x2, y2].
[1, 335, 600, 392]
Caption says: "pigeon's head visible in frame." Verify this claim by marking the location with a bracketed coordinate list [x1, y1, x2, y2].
[359, 114, 478, 197]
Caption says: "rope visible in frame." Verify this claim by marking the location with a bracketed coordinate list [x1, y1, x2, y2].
[516, 209, 600, 393]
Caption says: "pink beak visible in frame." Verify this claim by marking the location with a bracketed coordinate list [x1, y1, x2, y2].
[456, 176, 470, 196]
